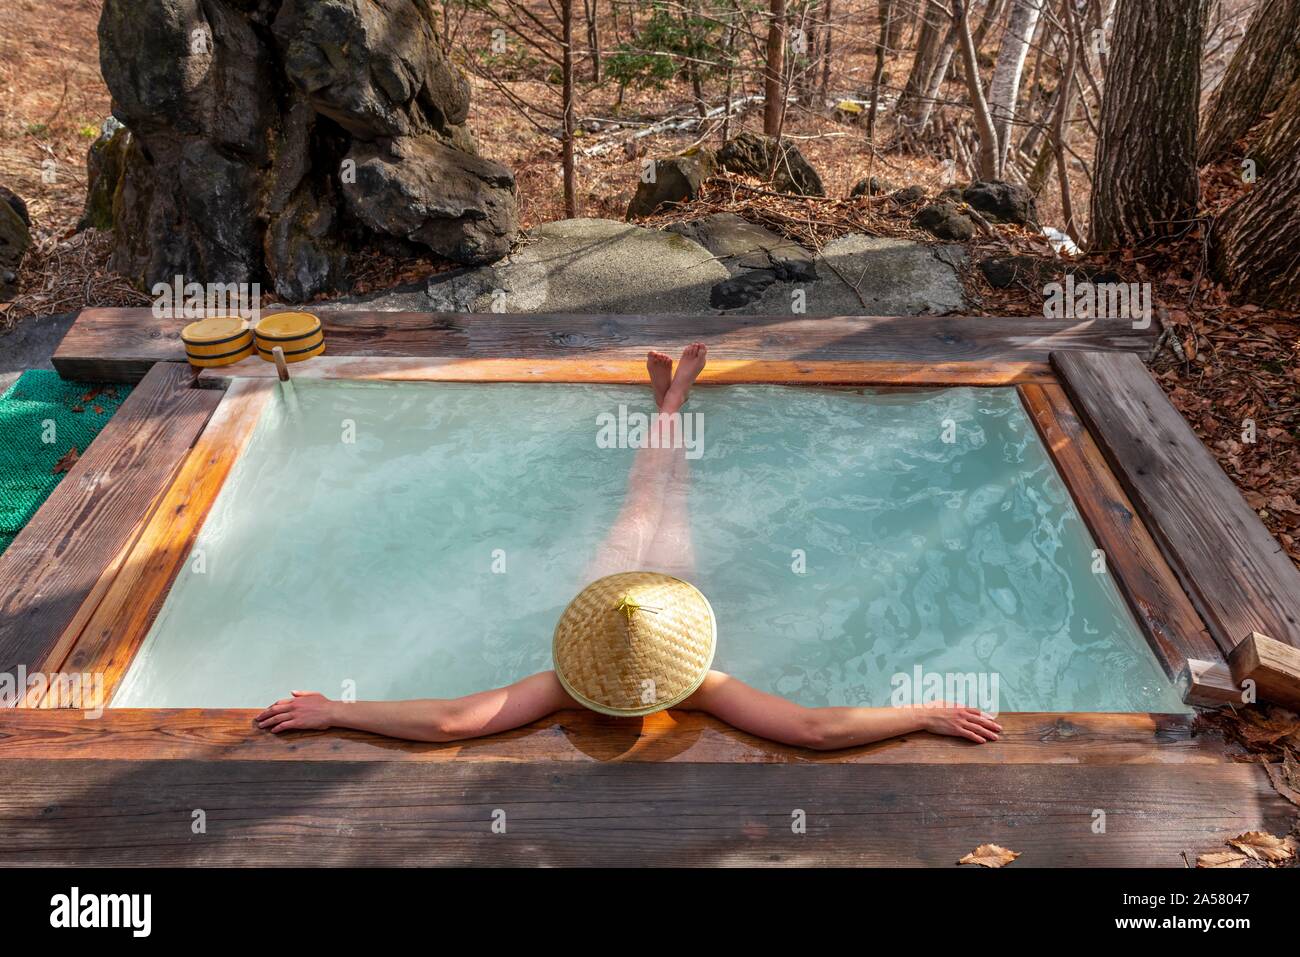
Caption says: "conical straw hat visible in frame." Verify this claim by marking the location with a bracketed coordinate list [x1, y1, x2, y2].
[553, 571, 717, 717]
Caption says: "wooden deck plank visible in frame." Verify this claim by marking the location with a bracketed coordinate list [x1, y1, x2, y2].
[0, 759, 1286, 866]
[0, 709, 1219, 765]
[1052, 351, 1300, 655]
[198, 355, 1052, 386]
[1019, 383, 1219, 676]
[55, 309, 1156, 381]
[0, 364, 220, 686]
[50, 380, 274, 702]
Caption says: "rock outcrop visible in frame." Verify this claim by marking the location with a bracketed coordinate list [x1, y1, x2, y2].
[0, 186, 30, 301]
[94, 0, 518, 302]
[381, 218, 964, 316]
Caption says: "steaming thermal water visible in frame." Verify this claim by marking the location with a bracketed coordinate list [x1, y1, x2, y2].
[113, 381, 1185, 712]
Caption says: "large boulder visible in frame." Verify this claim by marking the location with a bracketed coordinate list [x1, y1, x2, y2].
[718, 131, 824, 196]
[93, 0, 517, 302]
[625, 149, 716, 219]
[1, 187, 31, 301]
[344, 135, 517, 264]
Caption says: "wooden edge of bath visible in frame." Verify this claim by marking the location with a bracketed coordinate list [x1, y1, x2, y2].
[196, 355, 1056, 386]
[1017, 382, 1220, 679]
[0, 362, 220, 682]
[53, 309, 1158, 381]
[1051, 350, 1300, 659]
[45, 379, 275, 702]
[0, 708, 1223, 765]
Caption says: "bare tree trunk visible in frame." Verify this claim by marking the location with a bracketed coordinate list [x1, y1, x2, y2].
[820, 0, 834, 94]
[1090, 0, 1206, 249]
[988, 0, 1044, 177]
[867, 0, 894, 144]
[1211, 76, 1300, 308]
[1052, 0, 1081, 242]
[561, 0, 578, 217]
[1199, 0, 1300, 165]
[955, 0, 1001, 180]
[974, 0, 1010, 47]
[764, 0, 787, 134]
[582, 0, 601, 82]
[898, 0, 946, 119]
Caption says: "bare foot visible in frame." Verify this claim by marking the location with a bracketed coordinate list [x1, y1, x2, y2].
[661, 343, 707, 415]
[646, 351, 673, 408]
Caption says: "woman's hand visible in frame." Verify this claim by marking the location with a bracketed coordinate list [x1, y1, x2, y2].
[256, 691, 336, 733]
[919, 703, 1002, 744]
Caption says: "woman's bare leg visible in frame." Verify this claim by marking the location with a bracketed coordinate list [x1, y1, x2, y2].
[643, 450, 695, 578]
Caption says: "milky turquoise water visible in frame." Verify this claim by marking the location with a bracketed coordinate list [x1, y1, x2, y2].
[113, 380, 1184, 712]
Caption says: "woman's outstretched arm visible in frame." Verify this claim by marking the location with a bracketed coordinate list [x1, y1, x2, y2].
[255, 671, 574, 742]
[680, 671, 1002, 750]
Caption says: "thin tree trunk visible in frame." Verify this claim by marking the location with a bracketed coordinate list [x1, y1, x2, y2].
[820, 0, 834, 94]
[955, 0, 1001, 180]
[1199, 0, 1300, 165]
[1053, 0, 1081, 242]
[867, 0, 894, 143]
[583, 0, 600, 82]
[764, 0, 787, 134]
[898, 0, 946, 119]
[561, 0, 578, 217]
[1211, 75, 1300, 308]
[1090, 0, 1206, 249]
[906, 21, 959, 134]
[988, 0, 1044, 177]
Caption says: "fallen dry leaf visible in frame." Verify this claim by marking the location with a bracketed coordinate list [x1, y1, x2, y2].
[1226, 831, 1298, 865]
[958, 843, 1020, 868]
[1196, 850, 1252, 868]
[51, 447, 79, 475]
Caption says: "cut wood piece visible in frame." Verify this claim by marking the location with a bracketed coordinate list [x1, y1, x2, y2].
[1052, 351, 1300, 654]
[0, 709, 1223, 766]
[46, 379, 274, 704]
[1019, 383, 1218, 676]
[0, 363, 219, 687]
[1228, 633, 1300, 712]
[54, 308, 1158, 381]
[1181, 659, 1244, 708]
[199, 355, 1052, 386]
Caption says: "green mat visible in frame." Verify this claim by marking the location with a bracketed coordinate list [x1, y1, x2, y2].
[0, 371, 133, 556]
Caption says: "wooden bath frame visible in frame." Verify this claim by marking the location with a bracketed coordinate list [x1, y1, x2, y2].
[5, 312, 1300, 865]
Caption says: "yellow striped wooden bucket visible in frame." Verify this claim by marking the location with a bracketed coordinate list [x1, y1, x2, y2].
[181, 317, 254, 368]
[255, 312, 325, 363]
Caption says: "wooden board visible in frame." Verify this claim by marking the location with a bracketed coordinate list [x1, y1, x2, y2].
[199, 355, 1052, 386]
[0, 709, 1221, 766]
[1019, 383, 1218, 677]
[1052, 351, 1300, 653]
[1228, 633, 1300, 712]
[0, 758, 1287, 866]
[41, 380, 274, 705]
[55, 309, 1158, 381]
[0, 363, 220, 686]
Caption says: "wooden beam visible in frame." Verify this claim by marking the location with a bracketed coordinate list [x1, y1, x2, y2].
[1018, 383, 1218, 678]
[1052, 351, 1300, 654]
[0, 758, 1288, 866]
[43, 380, 274, 705]
[0, 709, 1222, 765]
[0, 363, 220, 687]
[1228, 632, 1300, 711]
[54, 309, 1157, 381]
[198, 355, 1052, 386]
[1180, 659, 1243, 708]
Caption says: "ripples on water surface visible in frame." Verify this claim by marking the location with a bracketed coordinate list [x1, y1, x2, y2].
[114, 381, 1184, 712]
